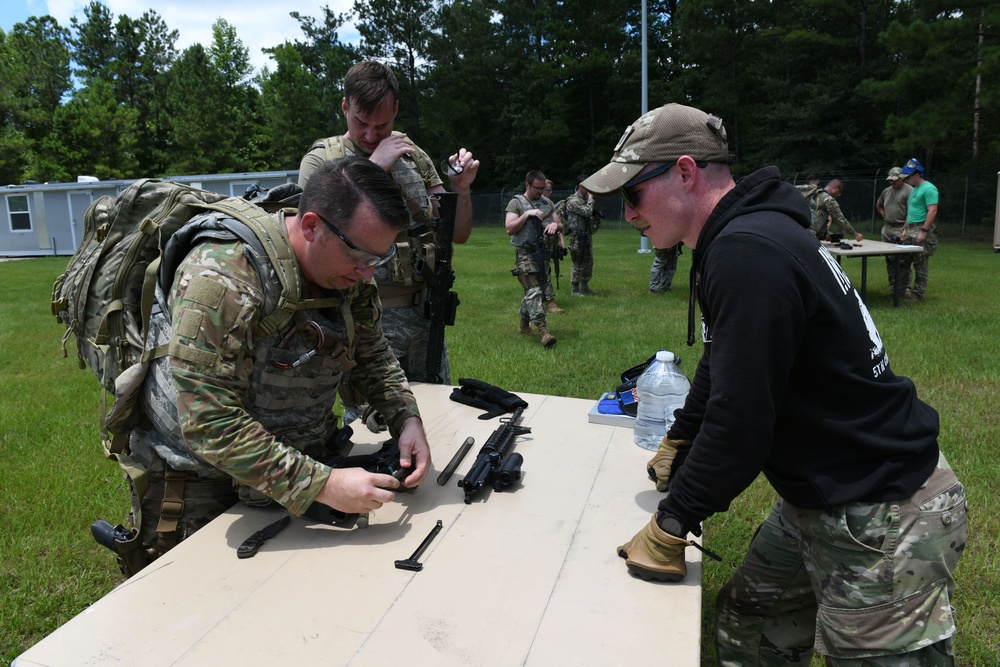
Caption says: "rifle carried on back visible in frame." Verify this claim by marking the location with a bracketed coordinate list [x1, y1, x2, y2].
[459, 406, 531, 503]
[420, 192, 460, 383]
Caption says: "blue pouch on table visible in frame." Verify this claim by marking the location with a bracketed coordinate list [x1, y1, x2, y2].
[598, 392, 625, 415]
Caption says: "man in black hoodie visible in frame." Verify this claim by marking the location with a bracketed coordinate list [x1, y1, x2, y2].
[583, 104, 966, 666]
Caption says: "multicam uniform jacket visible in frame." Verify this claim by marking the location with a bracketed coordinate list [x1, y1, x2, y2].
[563, 191, 594, 236]
[563, 191, 596, 283]
[136, 212, 419, 516]
[810, 190, 860, 239]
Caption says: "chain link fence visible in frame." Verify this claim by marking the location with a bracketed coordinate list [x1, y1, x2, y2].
[469, 172, 997, 241]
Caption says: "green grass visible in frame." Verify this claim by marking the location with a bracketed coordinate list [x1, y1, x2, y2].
[2, 226, 999, 665]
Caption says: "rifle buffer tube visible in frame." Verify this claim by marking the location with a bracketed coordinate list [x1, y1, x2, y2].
[438, 436, 475, 485]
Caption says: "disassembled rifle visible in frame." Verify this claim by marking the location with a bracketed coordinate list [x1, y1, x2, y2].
[458, 406, 530, 503]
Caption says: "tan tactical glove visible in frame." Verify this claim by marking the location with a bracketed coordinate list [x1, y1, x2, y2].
[646, 437, 692, 492]
[616, 512, 692, 582]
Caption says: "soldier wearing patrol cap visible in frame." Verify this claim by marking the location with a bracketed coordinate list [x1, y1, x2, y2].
[876, 166, 913, 293]
[585, 103, 966, 666]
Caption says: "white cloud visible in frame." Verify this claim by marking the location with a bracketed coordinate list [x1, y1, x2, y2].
[44, 0, 359, 75]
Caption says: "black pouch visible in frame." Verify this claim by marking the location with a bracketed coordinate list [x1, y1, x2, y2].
[615, 354, 682, 416]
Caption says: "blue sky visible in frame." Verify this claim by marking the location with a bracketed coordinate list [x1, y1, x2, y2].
[1, 0, 359, 76]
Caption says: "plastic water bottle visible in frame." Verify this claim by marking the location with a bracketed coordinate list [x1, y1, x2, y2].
[633, 350, 690, 451]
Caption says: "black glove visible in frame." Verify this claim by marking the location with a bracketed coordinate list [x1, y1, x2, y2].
[450, 378, 528, 419]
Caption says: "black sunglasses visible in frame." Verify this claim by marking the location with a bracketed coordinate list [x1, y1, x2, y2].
[620, 160, 707, 209]
[314, 212, 396, 267]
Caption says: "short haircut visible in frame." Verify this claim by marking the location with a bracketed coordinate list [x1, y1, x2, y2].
[526, 170, 546, 185]
[299, 157, 409, 234]
[575, 174, 588, 187]
[343, 61, 399, 117]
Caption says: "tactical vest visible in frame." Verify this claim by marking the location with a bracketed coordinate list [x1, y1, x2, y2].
[313, 134, 437, 303]
[510, 194, 554, 248]
[135, 212, 358, 478]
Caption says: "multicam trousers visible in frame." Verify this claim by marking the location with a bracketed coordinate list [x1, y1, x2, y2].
[515, 249, 548, 325]
[896, 225, 939, 298]
[650, 245, 679, 292]
[716, 453, 967, 666]
[569, 230, 594, 284]
[881, 223, 907, 290]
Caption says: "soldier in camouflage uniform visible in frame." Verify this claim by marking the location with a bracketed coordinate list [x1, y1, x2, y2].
[584, 103, 967, 665]
[506, 170, 561, 347]
[876, 167, 913, 293]
[805, 179, 864, 242]
[299, 61, 479, 385]
[649, 243, 679, 293]
[898, 158, 940, 302]
[132, 158, 431, 567]
[562, 175, 599, 297]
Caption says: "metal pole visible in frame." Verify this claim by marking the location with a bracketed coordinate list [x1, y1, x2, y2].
[638, 0, 652, 254]
[641, 0, 648, 116]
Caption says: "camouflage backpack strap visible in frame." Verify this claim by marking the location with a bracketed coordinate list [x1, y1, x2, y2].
[198, 199, 344, 336]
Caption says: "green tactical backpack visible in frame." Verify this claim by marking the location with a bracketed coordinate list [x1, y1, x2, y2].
[50, 178, 308, 460]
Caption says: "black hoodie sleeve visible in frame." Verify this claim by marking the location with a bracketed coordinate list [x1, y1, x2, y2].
[661, 229, 808, 529]
[666, 354, 710, 441]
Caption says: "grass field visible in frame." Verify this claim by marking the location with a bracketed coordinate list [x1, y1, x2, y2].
[2, 225, 998, 665]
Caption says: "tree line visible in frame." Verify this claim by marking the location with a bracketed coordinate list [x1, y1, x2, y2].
[2, 0, 997, 224]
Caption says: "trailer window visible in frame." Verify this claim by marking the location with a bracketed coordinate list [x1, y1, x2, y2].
[6, 194, 32, 232]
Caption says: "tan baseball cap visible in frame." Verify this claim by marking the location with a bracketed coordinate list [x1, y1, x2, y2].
[886, 167, 903, 181]
[582, 103, 730, 194]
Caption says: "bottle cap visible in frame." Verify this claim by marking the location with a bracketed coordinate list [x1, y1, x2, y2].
[656, 350, 674, 363]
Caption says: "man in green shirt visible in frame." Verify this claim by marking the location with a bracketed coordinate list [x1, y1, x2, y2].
[898, 158, 939, 302]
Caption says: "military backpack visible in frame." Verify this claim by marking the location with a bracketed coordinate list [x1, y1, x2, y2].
[51, 178, 307, 462]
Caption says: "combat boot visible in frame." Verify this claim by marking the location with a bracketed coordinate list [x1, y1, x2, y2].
[571, 282, 584, 297]
[581, 281, 599, 295]
[547, 299, 564, 314]
[536, 323, 557, 348]
[617, 512, 691, 582]
[518, 316, 533, 335]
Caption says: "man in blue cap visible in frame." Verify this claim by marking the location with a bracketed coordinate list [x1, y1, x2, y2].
[899, 158, 939, 302]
